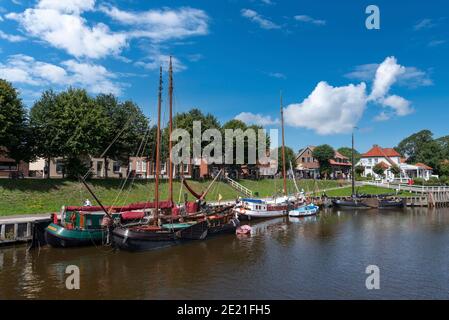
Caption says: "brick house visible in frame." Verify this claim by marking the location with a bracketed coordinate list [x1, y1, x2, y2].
[0, 148, 29, 178]
[295, 146, 352, 179]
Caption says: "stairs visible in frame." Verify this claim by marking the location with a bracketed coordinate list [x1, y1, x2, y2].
[223, 176, 254, 197]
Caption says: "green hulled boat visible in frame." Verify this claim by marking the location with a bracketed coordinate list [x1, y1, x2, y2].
[45, 204, 147, 248]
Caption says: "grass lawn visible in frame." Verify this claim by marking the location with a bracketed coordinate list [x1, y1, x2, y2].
[320, 185, 418, 197]
[0, 178, 348, 216]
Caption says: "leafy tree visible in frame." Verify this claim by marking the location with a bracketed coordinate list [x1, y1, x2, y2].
[277, 146, 296, 174]
[414, 140, 444, 173]
[355, 165, 365, 176]
[337, 147, 360, 164]
[390, 164, 401, 177]
[396, 130, 434, 163]
[30, 90, 62, 178]
[440, 160, 449, 177]
[436, 135, 449, 159]
[312, 144, 335, 178]
[373, 163, 385, 177]
[95, 94, 149, 178]
[0, 79, 35, 166]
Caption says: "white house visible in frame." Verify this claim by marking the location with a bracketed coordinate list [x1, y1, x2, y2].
[356, 145, 433, 181]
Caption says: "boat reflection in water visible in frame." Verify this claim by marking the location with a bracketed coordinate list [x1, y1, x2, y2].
[3, 207, 449, 299]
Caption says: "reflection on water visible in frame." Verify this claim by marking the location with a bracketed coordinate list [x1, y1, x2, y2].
[1, 207, 449, 299]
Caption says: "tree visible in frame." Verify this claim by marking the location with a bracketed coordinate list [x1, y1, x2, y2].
[95, 94, 149, 178]
[373, 163, 385, 177]
[337, 147, 360, 164]
[396, 130, 434, 163]
[355, 165, 365, 176]
[414, 140, 444, 173]
[0, 79, 35, 166]
[277, 146, 296, 174]
[30, 90, 62, 178]
[312, 144, 335, 178]
[390, 164, 401, 177]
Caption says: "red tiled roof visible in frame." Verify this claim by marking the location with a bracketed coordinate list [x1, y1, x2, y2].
[334, 151, 349, 160]
[362, 145, 401, 158]
[415, 163, 432, 170]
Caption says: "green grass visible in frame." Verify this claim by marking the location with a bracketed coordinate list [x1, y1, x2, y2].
[0, 178, 347, 216]
[320, 185, 418, 197]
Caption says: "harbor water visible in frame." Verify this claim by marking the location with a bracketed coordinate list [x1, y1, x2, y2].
[1, 207, 449, 299]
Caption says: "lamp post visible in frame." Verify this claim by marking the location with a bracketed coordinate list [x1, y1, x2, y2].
[351, 126, 358, 196]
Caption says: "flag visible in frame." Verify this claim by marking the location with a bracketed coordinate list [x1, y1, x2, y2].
[218, 193, 223, 202]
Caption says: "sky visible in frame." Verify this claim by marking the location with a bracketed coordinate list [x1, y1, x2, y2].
[0, 0, 448, 154]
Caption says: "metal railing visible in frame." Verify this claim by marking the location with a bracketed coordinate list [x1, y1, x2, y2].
[223, 176, 254, 197]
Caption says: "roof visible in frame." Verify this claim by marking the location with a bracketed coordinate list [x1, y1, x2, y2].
[415, 162, 433, 170]
[362, 145, 401, 158]
[329, 159, 352, 166]
[334, 151, 349, 160]
[377, 161, 390, 170]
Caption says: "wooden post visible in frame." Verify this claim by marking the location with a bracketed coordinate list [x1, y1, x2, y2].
[26, 222, 31, 238]
[0, 224, 5, 240]
[13, 223, 18, 240]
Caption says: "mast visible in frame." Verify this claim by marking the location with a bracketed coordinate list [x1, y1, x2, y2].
[168, 56, 174, 204]
[280, 92, 287, 195]
[351, 128, 355, 196]
[154, 66, 163, 220]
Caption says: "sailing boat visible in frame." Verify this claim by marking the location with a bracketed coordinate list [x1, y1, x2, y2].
[331, 129, 405, 209]
[111, 64, 208, 252]
[233, 93, 303, 220]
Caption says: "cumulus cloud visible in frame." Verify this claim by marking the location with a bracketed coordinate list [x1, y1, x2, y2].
[294, 15, 326, 26]
[235, 112, 279, 126]
[369, 56, 406, 101]
[345, 62, 432, 88]
[0, 54, 122, 95]
[99, 5, 209, 42]
[136, 54, 186, 73]
[0, 30, 26, 42]
[283, 82, 367, 135]
[241, 9, 280, 30]
[245, 56, 420, 135]
[6, 1, 127, 59]
[6, 1, 209, 60]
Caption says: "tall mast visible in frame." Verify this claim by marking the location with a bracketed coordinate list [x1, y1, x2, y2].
[154, 66, 163, 219]
[168, 56, 174, 204]
[351, 128, 355, 196]
[280, 92, 287, 195]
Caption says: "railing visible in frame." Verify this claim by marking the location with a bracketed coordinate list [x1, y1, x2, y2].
[223, 176, 253, 197]
[362, 181, 449, 194]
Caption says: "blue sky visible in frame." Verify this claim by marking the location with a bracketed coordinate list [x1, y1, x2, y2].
[0, 0, 448, 153]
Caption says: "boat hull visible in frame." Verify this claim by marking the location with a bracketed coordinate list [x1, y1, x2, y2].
[207, 218, 240, 236]
[332, 198, 405, 209]
[289, 205, 319, 217]
[45, 223, 105, 248]
[235, 208, 287, 220]
[112, 221, 208, 252]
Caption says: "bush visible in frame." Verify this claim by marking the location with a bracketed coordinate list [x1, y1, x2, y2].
[440, 175, 449, 186]
[413, 178, 424, 185]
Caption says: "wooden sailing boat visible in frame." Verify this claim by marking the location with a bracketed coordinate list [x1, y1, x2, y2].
[111, 64, 208, 252]
[233, 93, 302, 220]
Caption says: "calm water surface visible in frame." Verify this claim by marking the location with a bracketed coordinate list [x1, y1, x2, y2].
[1, 207, 449, 299]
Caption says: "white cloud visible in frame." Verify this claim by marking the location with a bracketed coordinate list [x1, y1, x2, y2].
[0, 30, 26, 42]
[294, 15, 326, 26]
[345, 62, 432, 88]
[374, 111, 391, 122]
[369, 56, 405, 101]
[6, 1, 209, 60]
[99, 5, 209, 42]
[414, 18, 435, 30]
[428, 39, 446, 47]
[267, 72, 286, 79]
[0, 54, 121, 95]
[381, 95, 413, 116]
[241, 9, 280, 30]
[260, 0, 275, 5]
[283, 81, 367, 135]
[6, 1, 127, 59]
[235, 112, 279, 126]
[136, 50, 186, 73]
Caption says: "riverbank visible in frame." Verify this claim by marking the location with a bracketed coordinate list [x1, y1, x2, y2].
[0, 178, 347, 216]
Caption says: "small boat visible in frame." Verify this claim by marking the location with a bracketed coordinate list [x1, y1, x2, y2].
[233, 196, 296, 220]
[288, 203, 319, 217]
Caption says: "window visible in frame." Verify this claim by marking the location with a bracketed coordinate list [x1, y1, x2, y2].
[136, 161, 142, 172]
[142, 160, 147, 173]
[184, 164, 189, 173]
[161, 162, 166, 173]
[113, 161, 121, 173]
[56, 160, 64, 174]
[0, 162, 17, 171]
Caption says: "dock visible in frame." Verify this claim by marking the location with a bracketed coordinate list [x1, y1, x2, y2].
[0, 214, 52, 247]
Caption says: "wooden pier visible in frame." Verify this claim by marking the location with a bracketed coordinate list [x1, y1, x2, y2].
[0, 214, 52, 247]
